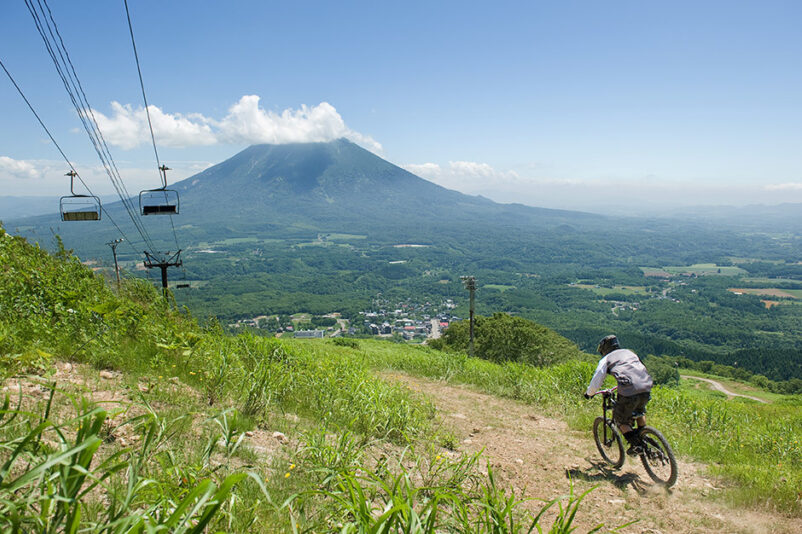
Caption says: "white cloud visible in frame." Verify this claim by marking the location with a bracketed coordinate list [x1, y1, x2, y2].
[765, 182, 802, 191]
[448, 161, 519, 181]
[401, 163, 442, 179]
[93, 102, 217, 150]
[89, 96, 381, 152]
[402, 160, 519, 190]
[0, 156, 43, 179]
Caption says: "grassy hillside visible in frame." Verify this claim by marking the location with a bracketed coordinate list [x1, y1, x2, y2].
[0, 225, 599, 531]
[2, 225, 800, 532]
[353, 339, 802, 514]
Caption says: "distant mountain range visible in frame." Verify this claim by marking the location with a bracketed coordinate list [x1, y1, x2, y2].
[169, 139, 606, 235]
[4, 140, 607, 257]
[3, 139, 800, 259]
[0, 196, 61, 220]
[661, 203, 802, 232]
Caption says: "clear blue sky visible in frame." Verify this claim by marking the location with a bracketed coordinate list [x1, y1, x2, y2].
[2, 0, 801, 212]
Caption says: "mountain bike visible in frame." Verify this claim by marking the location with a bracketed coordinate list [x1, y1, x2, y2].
[590, 387, 678, 487]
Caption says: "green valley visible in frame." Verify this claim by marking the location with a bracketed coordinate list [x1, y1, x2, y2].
[1, 225, 800, 532]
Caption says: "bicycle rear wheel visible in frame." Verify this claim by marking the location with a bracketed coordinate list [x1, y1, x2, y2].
[593, 417, 624, 468]
[638, 426, 678, 487]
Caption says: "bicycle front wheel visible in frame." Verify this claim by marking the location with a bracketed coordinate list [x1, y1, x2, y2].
[593, 417, 624, 468]
[638, 426, 678, 487]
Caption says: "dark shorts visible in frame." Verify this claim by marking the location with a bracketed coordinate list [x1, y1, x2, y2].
[614, 392, 651, 426]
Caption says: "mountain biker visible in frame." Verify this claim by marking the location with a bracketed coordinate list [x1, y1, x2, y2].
[584, 335, 653, 455]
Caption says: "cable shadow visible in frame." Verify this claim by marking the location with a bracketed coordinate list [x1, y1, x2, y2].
[565, 458, 651, 495]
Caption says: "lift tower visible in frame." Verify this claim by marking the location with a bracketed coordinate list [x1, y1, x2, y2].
[143, 250, 182, 298]
[106, 238, 124, 289]
[460, 276, 477, 357]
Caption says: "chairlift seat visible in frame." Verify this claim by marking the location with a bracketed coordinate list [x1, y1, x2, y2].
[60, 194, 101, 222]
[63, 211, 100, 221]
[143, 204, 177, 215]
[140, 188, 179, 216]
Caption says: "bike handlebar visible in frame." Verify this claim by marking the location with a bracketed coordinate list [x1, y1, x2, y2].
[590, 386, 617, 397]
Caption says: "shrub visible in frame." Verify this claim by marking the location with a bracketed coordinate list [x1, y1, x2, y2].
[644, 355, 680, 387]
[332, 337, 359, 349]
[440, 313, 580, 366]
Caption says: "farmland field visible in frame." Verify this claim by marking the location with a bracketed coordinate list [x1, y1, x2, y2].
[484, 284, 516, 292]
[574, 283, 649, 296]
[640, 267, 672, 277]
[728, 257, 785, 265]
[327, 233, 367, 240]
[661, 263, 748, 276]
[742, 277, 802, 286]
[728, 287, 802, 299]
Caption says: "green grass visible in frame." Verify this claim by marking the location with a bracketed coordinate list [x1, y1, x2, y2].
[573, 284, 649, 296]
[484, 284, 516, 292]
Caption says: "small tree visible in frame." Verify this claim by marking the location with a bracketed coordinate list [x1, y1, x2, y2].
[440, 313, 579, 366]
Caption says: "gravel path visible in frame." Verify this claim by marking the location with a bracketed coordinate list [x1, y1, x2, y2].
[385, 371, 794, 534]
[681, 375, 768, 403]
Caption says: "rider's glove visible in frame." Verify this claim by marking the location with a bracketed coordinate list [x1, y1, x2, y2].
[583, 393, 591, 400]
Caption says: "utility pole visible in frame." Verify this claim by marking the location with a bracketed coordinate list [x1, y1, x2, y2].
[461, 276, 476, 357]
[106, 238, 124, 290]
[143, 250, 182, 298]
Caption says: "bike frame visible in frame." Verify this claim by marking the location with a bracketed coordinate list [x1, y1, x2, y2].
[597, 386, 618, 446]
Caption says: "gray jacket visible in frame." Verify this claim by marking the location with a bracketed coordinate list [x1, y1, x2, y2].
[586, 348, 653, 397]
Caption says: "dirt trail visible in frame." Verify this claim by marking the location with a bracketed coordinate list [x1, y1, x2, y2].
[386, 372, 796, 534]
[681, 375, 769, 404]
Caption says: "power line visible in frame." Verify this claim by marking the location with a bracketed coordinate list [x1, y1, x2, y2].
[24, 0, 160, 256]
[124, 0, 162, 171]
[0, 56, 140, 257]
[36, 0, 156, 251]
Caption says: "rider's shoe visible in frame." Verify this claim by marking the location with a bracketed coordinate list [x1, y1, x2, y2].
[623, 429, 643, 455]
[626, 443, 643, 456]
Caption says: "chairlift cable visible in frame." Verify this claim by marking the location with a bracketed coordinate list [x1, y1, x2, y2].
[25, 0, 151, 242]
[32, 0, 154, 248]
[123, 0, 162, 172]
[25, 0, 160, 256]
[0, 56, 139, 256]
[123, 0, 182, 252]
